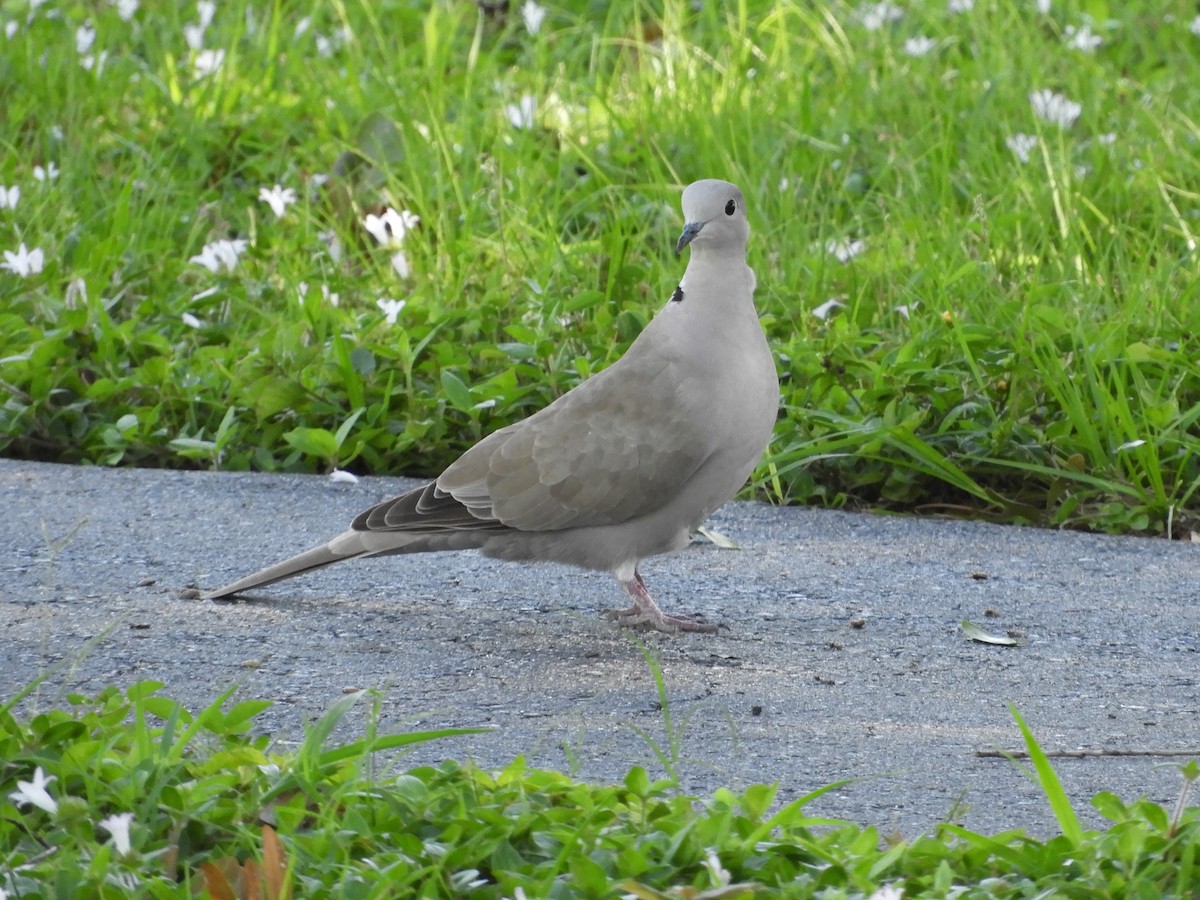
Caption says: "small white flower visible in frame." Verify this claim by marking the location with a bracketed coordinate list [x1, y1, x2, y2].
[294, 16, 311, 38]
[903, 36, 936, 56]
[1191, 16, 1200, 36]
[313, 25, 350, 57]
[115, 0, 139, 22]
[1097, 132, 1117, 145]
[701, 848, 731, 887]
[197, 0, 216, 28]
[9, 767, 58, 814]
[948, 0, 973, 11]
[183, 22, 206, 50]
[505, 94, 537, 130]
[825, 238, 865, 262]
[894, 302, 918, 319]
[65, 278, 88, 308]
[1036, 0, 1051, 13]
[858, 2, 903, 31]
[193, 48, 224, 77]
[362, 211, 389, 245]
[297, 282, 340, 307]
[363, 207, 419, 246]
[5, 21, 18, 39]
[189, 245, 219, 273]
[376, 297, 406, 324]
[258, 184, 297, 218]
[318, 229, 343, 263]
[812, 298, 846, 320]
[521, 0, 546, 34]
[189, 238, 247, 273]
[1005, 133, 1038, 163]
[81, 51, 108, 73]
[390, 250, 411, 279]
[392, 208, 420, 238]
[328, 468, 359, 484]
[76, 23, 96, 55]
[867, 886, 904, 900]
[99, 812, 134, 856]
[181, 312, 203, 328]
[1029, 89, 1081, 128]
[2, 243, 45, 277]
[0, 185, 18, 209]
[777, 177, 790, 192]
[33, 162, 59, 181]
[1065, 23, 1102, 52]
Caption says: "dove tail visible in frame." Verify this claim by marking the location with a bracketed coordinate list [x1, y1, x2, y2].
[201, 542, 361, 599]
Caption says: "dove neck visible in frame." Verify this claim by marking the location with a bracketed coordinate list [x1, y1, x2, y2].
[682, 249, 755, 299]
[686, 247, 748, 282]
[686, 248, 748, 283]
[686, 243, 749, 265]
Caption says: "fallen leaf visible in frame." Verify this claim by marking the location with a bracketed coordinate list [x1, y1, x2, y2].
[261, 825, 290, 900]
[696, 526, 740, 550]
[961, 619, 1018, 646]
[201, 859, 240, 900]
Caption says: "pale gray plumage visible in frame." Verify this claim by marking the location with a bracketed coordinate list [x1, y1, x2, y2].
[204, 179, 779, 632]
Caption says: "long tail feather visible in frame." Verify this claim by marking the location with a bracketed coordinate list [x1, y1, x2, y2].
[202, 543, 359, 599]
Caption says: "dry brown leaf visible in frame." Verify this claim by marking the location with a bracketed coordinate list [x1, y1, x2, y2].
[245, 860, 264, 900]
[197, 828, 289, 900]
[200, 860, 239, 900]
[262, 825, 290, 900]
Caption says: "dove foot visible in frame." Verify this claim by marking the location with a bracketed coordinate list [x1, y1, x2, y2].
[604, 571, 719, 634]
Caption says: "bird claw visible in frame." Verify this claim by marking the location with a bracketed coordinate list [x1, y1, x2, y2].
[603, 606, 720, 634]
[605, 574, 721, 634]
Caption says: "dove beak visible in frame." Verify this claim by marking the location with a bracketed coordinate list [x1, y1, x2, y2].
[675, 221, 704, 254]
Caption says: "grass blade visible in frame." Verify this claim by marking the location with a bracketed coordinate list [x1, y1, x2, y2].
[1010, 705, 1083, 845]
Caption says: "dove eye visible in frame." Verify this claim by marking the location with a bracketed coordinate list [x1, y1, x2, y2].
[724, 199, 737, 216]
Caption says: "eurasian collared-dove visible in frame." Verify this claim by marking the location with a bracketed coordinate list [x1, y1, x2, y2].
[205, 179, 779, 633]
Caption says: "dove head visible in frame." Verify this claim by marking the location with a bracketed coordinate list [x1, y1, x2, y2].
[676, 179, 749, 256]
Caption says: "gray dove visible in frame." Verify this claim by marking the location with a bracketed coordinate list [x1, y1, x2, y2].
[205, 179, 779, 633]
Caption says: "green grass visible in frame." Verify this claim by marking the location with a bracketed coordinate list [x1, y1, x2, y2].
[1, 0, 1198, 537]
[2, 683, 1197, 897]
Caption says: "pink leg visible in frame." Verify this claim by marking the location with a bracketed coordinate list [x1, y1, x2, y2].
[604, 570, 718, 634]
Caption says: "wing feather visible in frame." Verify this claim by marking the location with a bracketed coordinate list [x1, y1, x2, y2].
[350, 319, 714, 537]
[438, 338, 712, 532]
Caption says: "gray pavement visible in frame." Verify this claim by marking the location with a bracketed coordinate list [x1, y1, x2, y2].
[2, 458, 1198, 837]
